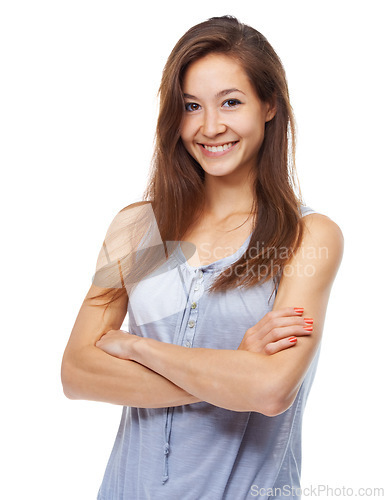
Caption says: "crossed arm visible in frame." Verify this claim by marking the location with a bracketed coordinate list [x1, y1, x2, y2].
[61, 213, 343, 416]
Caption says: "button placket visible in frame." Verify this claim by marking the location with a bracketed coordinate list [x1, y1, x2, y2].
[183, 268, 203, 348]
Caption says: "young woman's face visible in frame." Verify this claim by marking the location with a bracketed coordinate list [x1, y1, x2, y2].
[180, 53, 276, 181]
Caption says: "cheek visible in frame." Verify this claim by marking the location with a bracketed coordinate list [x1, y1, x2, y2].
[180, 121, 196, 153]
[180, 114, 194, 138]
[180, 134, 191, 153]
[242, 115, 266, 140]
[237, 118, 266, 155]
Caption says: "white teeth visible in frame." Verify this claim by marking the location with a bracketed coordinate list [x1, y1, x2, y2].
[203, 142, 235, 152]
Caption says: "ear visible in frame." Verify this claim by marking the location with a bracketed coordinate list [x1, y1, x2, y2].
[265, 97, 277, 123]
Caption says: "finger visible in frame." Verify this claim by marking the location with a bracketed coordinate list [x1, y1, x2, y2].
[248, 307, 306, 340]
[268, 307, 305, 319]
[264, 336, 298, 355]
[259, 307, 305, 332]
[266, 323, 313, 344]
[269, 315, 313, 328]
[260, 310, 312, 340]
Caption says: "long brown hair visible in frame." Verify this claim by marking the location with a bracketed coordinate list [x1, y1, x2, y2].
[88, 15, 304, 308]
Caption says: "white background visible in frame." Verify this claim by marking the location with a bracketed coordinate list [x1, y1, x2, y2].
[1, 1, 385, 499]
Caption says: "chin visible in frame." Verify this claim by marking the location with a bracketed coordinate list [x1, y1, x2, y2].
[202, 168, 238, 178]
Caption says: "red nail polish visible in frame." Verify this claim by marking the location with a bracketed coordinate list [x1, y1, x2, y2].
[289, 336, 297, 342]
[303, 326, 313, 331]
[294, 308, 304, 314]
[304, 318, 314, 325]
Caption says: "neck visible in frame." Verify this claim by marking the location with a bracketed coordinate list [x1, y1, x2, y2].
[201, 172, 257, 222]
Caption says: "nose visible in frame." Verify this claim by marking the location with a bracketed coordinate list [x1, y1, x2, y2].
[201, 108, 226, 138]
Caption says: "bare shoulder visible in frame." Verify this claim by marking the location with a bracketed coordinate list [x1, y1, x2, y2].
[94, 201, 159, 287]
[303, 212, 343, 238]
[302, 212, 344, 252]
[109, 201, 154, 233]
[102, 201, 156, 255]
[297, 212, 344, 282]
[275, 212, 344, 318]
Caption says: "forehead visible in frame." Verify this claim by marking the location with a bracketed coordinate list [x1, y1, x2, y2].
[182, 53, 251, 93]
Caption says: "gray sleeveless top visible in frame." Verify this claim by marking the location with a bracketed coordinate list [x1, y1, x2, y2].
[97, 205, 319, 500]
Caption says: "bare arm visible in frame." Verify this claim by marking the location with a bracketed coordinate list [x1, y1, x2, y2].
[62, 285, 302, 408]
[61, 200, 295, 409]
[62, 202, 202, 407]
[99, 214, 343, 415]
[61, 284, 201, 407]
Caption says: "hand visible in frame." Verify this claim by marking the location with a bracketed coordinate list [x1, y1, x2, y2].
[95, 329, 141, 360]
[238, 307, 313, 355]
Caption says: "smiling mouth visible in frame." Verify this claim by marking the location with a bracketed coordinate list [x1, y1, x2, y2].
[200, 141, 238, 152]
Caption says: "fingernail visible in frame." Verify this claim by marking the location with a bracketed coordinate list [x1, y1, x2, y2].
[294, 307, 304, 314]
[303, 326, 313, 331]
[289, 336, 297, 343]
[304, 318, 314, 325]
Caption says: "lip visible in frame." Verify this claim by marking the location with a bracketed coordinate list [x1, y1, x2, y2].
[198, 141, 239, 158]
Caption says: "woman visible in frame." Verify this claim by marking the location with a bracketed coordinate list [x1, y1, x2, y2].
[61, 16, 343, 499]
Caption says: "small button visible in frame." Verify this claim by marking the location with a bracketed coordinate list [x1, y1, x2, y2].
[188, 320, 195, 328]
[184, 340, 191, 347]
[198, 270, 203, 278]
[191, 302, 197, 309]
[194, 285, 199, 291]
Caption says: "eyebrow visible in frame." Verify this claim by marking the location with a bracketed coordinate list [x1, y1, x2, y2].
[183, 88, 246, 99]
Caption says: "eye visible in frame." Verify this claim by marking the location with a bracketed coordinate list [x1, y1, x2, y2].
[185, 102, 201, 112]
[222, 99, 242, 108]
